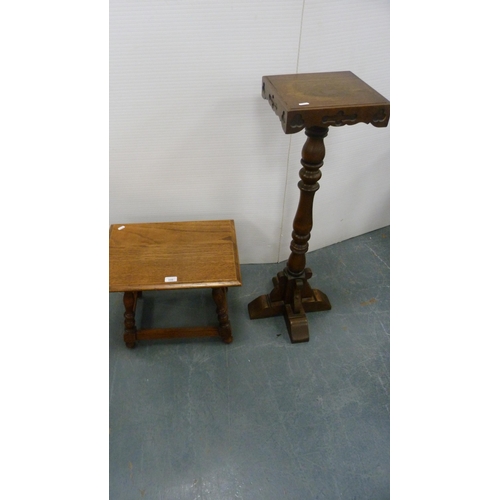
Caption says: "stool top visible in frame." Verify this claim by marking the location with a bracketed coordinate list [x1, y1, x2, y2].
[262, 71, 389, 134]
[109, 220, 242, 292]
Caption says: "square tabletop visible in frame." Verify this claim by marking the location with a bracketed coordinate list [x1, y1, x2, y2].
[262, 71, 390, 133]
[109, 220, 242, 292]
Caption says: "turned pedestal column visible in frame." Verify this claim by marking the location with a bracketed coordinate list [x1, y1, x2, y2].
[248, 71, 390, 343]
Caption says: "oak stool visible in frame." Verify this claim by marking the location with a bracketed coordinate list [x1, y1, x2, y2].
[109, 220, 242, 347]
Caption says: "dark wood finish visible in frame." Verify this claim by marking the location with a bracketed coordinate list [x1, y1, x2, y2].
[249, 71, 390, 343]
[212, 287, 233, 344]
[109, 220, 242, 347]
[123, 291, 138, 348]
[248, 126, 332, 342]
[261, 71, 389, 134]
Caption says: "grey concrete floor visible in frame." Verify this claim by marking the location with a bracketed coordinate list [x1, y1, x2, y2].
[109, 226, 390, 500]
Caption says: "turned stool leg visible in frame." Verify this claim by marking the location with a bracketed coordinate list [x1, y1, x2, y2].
[212, 287, 233, 344]
[123, 291, 138, 348]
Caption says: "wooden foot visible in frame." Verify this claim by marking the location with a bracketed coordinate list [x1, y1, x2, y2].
[248, 269, 331, 343]
[285, 304, 309, 343]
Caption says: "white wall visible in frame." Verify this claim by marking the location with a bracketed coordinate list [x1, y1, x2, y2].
[110, 0, 389, 264]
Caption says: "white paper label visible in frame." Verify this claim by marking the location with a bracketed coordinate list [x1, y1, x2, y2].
[164, 276, 178, 282]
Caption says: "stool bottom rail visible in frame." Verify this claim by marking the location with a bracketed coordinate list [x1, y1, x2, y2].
[124, 326, 231, 348]
[121, 290, 234, 348]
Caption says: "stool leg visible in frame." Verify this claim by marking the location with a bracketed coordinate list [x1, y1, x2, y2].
[123, 291, 138, 348]
[212, 287, 233, 344]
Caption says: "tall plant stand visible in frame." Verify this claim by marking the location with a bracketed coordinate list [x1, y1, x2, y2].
[248, 71, 390, 343]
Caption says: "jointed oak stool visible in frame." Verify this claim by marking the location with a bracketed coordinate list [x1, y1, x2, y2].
[109, 220, 242, 348]
[248, 71, 390, 343]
